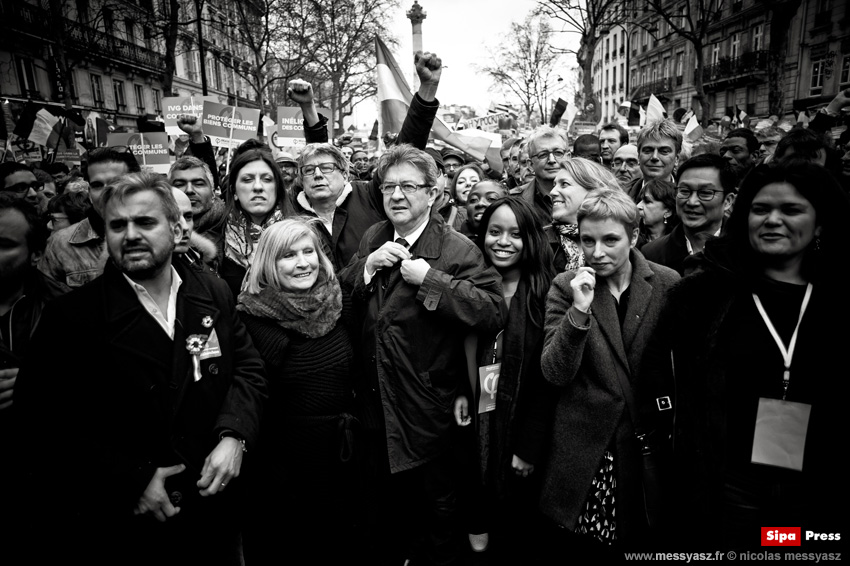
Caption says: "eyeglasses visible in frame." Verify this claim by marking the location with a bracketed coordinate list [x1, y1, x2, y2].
[675, 187, 725, 201]
[300, 162, 341, 176]
[532, 149, 567, 162]
[379, 182, 430, 194]
[2, 181, 44, 195]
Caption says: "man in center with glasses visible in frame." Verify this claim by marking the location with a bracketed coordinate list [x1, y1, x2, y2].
[642, 153, 736, 276]
[339, 144, 504, 565]
[510, 125, 569, 226]
[39, 146, 140, 287]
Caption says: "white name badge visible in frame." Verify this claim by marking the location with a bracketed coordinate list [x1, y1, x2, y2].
[477, 363, 501, 414]
[751, 397, 811, 471]
[199, 329, 222, 360]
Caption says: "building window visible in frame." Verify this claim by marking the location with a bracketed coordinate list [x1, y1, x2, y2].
[810, 59, 825, 94]
[663, 57, 670, 78]
[90, 73, 104, 106]
[68, 71, 78, 103]
[753, 25, 762, 51]
[606, 38, 610, 56]
[16, 57, 39, 96]
[613, 67, 617, 88]
[125, 19, 136, 44]
[134, 84, 146, 113]
[113, 79, 126, 111]
[613, 34, 617, 56]
[731, 33, 739, 59]
[840, 55, 850, 84]
[153, 88, 162, 113]
[712, 44, 720, 65]
[676, 52, 684, 77]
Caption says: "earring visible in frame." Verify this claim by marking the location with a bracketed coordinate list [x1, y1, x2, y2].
[814, 236, 821, 252]
[663, 216, 668, 225]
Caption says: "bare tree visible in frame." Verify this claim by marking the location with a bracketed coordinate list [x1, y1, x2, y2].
[538, 0, 627, 124]
[481, 13, 563, 126]
[642, 0, 726, 126]
[299, 0, 399, 135]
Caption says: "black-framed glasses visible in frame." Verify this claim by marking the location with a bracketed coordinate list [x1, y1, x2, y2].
[676, 187, 725, 201]
[532, 149, 567, 162]
[2, 181, 44, 195]
[300, 162, 341, 176]
[379, 182, 430, 194]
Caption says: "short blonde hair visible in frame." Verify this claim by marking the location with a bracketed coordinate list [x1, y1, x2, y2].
[244, 217, 335, 294]
[558, 157, 620, 192]
[577, 188, 640, 235]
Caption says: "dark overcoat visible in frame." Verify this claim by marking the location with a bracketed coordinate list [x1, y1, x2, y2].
[538, 250, 678, 539]
[13, 260, 267, 564]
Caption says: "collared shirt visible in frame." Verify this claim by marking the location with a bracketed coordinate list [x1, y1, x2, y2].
[685, 227, 722, 255]
[122, 266, 183, 339]
[364, 212, 431, 285]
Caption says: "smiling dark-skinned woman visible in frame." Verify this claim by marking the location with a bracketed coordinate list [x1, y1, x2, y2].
[647, 162, 850, 550]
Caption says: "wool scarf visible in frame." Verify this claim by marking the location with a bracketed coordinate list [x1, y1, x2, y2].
[237, 278, 342, 339]
[225, 209, 285, 269]
[555, 223, 585, 272]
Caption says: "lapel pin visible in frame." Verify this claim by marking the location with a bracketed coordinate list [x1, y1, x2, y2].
[202, 316, 213, 328]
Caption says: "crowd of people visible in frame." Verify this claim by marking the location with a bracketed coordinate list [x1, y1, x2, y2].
[2, 48, 849, 565]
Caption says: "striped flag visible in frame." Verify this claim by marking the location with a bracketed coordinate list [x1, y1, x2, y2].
[375, 36, 503, 171]
[684, 115, 704, 142]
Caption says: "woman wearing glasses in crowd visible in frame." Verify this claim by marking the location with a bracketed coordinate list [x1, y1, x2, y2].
[453, 197, 557, 558]
[221, 142, 296, 298]
[647, 162, 850, 548]
[546, 158, 620, 271]
[539, 189, 679, 558]
[237, 217, 359, 563]
[635, 179, 680, 248]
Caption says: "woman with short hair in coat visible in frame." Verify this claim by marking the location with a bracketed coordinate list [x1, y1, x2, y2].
[538, 189, 679, 556]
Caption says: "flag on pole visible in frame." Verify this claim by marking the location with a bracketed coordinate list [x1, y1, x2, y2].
[374, 36, 502, 170]
[684, 115, 704, 142]
[621, 100, 643, 127]
[646, 94, 666, 124]
[375, 36, 412, 137]
[13, 103, 64, 149]
[549, 98, 568, 127]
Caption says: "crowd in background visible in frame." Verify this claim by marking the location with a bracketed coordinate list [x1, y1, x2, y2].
[1, 49, 849, 565]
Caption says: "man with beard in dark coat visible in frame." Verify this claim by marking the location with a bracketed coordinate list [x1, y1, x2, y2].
[13, 172, 267, 566]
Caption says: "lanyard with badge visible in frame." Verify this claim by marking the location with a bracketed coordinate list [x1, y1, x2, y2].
[750, 283, 813, 471]
[477, 330, 503, 414]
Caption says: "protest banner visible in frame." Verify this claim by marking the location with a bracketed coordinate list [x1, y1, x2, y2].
[107, 132, 171, 174]
[276, 106, 333, 147]
[162, 95, 219, 136]
[202, 101, 261, 149]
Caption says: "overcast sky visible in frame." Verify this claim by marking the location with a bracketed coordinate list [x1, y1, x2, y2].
[347, 0, 580, 130]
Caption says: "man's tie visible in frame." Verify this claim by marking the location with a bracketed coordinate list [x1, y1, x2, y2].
[381, 238, 410, 291]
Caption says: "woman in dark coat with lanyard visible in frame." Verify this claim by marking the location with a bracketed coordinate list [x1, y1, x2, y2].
[649, 162, 850, 549]
[453, 197, 557, 560]
[539, 189, 679, 557]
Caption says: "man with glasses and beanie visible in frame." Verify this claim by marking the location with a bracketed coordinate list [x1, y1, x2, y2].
[510, 125, 569, 226]
[38, 146, 140, 287]
[285, 50, 445, 270]
[339, 144, 504, 565]
[642, 153, 736, 276]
